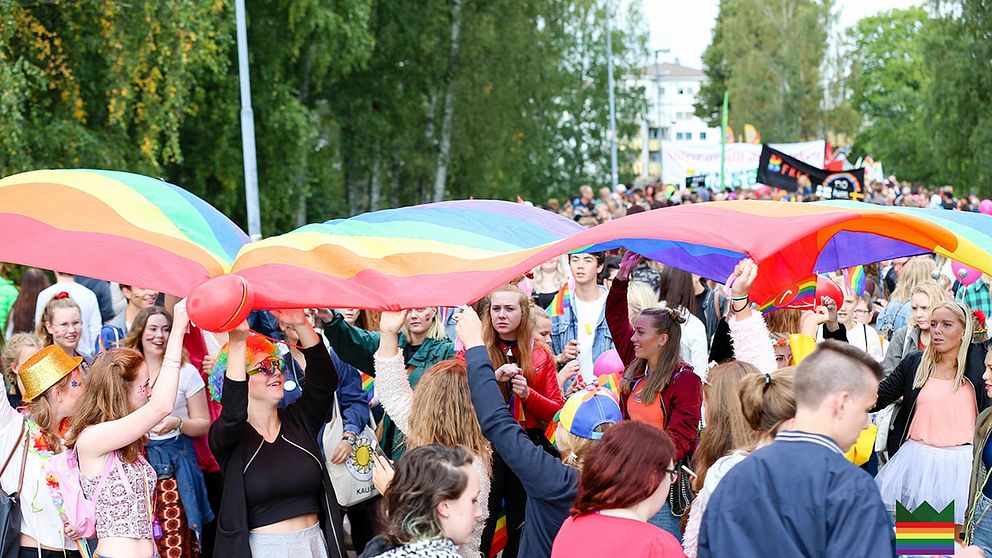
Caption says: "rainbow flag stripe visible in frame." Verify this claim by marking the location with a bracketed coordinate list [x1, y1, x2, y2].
[360, 373, 374, 402]
[549, 281, 572, 317]
[757, 276, 818, 315]
[489, 513, 507, 557]
[895, 502, 955, 556]
[0, 169, 248, 298]
[849, 265, 867, 295]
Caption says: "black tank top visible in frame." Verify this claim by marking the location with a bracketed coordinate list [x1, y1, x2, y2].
[244, 433, 322, 529]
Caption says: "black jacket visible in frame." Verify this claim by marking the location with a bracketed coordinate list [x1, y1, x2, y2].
[873, 342, 990, 457]
[208, 343, 347, 558]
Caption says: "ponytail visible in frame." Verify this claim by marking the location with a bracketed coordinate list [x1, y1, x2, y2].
[739, 367, 797, 435]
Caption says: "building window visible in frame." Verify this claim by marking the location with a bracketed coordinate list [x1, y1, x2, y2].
[699, 131, 707, 140]
[676, 132, 685, 140]
[649, 127, 660, 139]
[650, 151, 662, 163]
[686, 132, 693, 140]
[678, 87, 685, 95]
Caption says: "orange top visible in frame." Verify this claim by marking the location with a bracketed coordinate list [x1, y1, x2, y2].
[626, 379, 666, 428]
[907, 377, 977, 448]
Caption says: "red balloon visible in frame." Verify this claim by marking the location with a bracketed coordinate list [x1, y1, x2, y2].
[187, 275, 254, 333]
[815, 275, 844, 308]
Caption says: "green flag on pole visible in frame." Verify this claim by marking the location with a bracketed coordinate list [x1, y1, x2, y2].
[720, 90, 728, 191]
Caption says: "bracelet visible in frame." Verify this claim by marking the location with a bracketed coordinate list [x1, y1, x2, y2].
[343, 432, 357, 444]
[731, 295, 749, 302]
[162, 357, 182, 369]
[731, 299, 750, 313]
[176, 417, 184, 433]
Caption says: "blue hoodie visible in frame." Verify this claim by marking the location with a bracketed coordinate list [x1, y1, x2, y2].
[465, 346, 577, 557]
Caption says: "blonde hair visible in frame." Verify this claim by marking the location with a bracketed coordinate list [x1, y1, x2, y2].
[26, 374, 74, 453]
[532, 257, 569, 292]
[401, 308, 446, 341]
[555, 427, 603, 469]
[1, 333, 43, 391]
[627, 281, 658, 316]
[891, 257, 938, 303]
[406, 360, 492, 472]
[36, 295, 81, 346]
[914, 301, 974, 390]
[911, 281, 948, 317]
[693, 361, 759, 490]
[529, 302, 550, 327]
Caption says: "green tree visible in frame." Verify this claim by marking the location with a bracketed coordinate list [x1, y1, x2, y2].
[922, 0, 992, 194]
[846, 7, 933, 182]
[696, 0, 832, 142]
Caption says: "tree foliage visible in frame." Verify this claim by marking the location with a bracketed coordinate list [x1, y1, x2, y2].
[695, 0, 833, 142]
[0, 0, 647, 235]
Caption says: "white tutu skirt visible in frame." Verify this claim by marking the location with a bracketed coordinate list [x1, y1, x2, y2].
[875, 439, 972, 524]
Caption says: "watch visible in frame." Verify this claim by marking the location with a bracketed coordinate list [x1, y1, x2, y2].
[342, 432, 357, 444]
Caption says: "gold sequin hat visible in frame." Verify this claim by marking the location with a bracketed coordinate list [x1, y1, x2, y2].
[19, 345, 82, 401]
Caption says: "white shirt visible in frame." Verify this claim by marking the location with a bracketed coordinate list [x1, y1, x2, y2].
[34, 281, 102, 356]
[681, 311, 709, 381]
[572, 292, 606, 383]
[149, 363, 205, 441]
[0, 397, 76, 550]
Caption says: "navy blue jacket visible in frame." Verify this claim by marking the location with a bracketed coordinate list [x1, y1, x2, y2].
[465, 346, 577, 558]
[699, 431, 894, 558]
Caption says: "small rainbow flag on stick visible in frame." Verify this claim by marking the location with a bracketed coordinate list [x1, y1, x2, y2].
[895, 501, 955, 556]
[549, 281, 572, 318]
[848, 265, 867, 296]
[360, 373, 375, 402]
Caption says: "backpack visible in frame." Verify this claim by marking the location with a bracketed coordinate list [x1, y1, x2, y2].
[45, 449, 117, 539]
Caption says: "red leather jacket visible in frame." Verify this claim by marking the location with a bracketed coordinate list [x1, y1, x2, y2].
[606, 277, 702, 462]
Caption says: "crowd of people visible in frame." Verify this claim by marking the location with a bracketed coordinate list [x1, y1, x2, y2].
[3, 191, 992, 558]
[548, 178, 981, 227]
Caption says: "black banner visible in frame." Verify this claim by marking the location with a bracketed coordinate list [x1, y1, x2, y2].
[685, 174, 708, 190]
[756, 144, 865, 200]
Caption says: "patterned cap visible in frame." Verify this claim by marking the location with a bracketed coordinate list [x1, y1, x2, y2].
[554, 387, 622, 440]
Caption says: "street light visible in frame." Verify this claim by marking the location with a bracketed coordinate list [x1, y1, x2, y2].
[235, 0, 261, 240]
[606, 0, 618, 190]
[653, 49, 669, 180]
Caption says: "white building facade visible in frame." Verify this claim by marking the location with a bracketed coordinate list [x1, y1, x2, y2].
[627, 63, 721, 179]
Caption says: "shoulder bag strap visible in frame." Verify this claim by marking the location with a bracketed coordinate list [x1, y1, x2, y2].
[15, 431, 28, 492]
[0, 421, 26, 479]
[91, 450, 120, 502]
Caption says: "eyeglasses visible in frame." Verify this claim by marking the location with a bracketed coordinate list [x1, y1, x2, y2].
[664, 467, 679, 482]
[247, 356, 284, 377]
[853, 309, 870, 315]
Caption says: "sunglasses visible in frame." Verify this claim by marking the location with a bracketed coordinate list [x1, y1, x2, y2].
[247, 356, 284, 377]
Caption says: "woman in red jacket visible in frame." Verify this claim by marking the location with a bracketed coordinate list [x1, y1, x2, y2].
[477, 284, 564, 558]
[607, 252, 703, 542]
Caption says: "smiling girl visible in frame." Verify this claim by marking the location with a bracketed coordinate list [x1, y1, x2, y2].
[874, 301, 991, 528]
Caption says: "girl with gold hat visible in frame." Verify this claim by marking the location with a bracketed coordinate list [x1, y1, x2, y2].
[0, 338, 88, 557]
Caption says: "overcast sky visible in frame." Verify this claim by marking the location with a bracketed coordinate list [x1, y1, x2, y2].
[640, 0, 921, 69]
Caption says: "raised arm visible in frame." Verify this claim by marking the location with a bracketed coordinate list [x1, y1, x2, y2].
[372, 310, 414, 435]
[456, 307, 576, 502]
[319, 309, 381, 374]
[607, 252, 641, 365]
[725, 259, 777, 373]
[78, 299, 190, 460]
[209, 320, 250, 462]
[276, 309, 338, 431]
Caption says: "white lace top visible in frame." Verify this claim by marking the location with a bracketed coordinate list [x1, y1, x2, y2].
[373, 351, 490, 558]
[80, 451, 156, 539]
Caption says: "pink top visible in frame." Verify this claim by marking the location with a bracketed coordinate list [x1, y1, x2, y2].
[907, 377, 977, 447]
[551, 513, 687, 558]
[80, 451, 157, 539]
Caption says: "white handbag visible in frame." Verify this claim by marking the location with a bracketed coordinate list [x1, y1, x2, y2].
[323, 394, 380, 507]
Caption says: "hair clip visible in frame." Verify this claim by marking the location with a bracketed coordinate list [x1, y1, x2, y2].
[763, 372, 772, 385]
[54, 291, 70, 300]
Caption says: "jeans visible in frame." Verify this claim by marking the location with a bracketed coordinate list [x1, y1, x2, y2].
[648, 501, 683, 542]
[970, 493, 992, 554]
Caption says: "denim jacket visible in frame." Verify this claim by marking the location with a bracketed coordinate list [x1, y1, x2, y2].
[550, 286, 614, 361]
